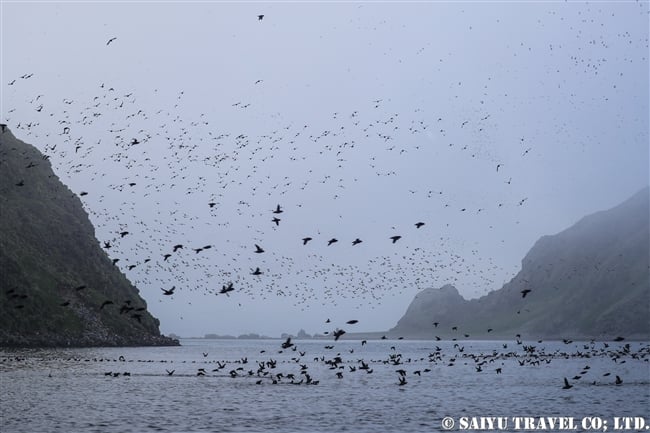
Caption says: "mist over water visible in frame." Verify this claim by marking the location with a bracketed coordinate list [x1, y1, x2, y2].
[1, 3, 649, 431]
[2, 340, 649, 433]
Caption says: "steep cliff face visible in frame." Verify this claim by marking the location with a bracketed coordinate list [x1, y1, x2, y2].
[390, 187, 650, 340]
[0, 127, 178, 347]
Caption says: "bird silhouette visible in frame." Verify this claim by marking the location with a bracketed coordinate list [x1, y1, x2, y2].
[562, 378, 573, 389]
[302, 237, 313, 245]
[219, 283, 235, 295]
[106, 37, 117, 45]
[327, 238, 338, 246]
[352, 238, 362, 246]
[281, 337, 293, 349]
[254, 244, 265, 253]
[257, 14, 264, 20]
[251, 267, 263, 276]
[415, 222, 425, 228]
[333, 329, 346, 341]
[390, 235, 402, 244]
[161, 286, 176, 296]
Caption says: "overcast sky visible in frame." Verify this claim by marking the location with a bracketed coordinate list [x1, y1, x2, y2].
[2, 1, 648, 338]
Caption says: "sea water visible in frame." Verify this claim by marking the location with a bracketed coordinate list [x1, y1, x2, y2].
[1, 339, 648, 433]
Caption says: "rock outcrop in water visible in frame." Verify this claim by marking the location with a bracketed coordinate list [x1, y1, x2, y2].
[390, 187, 650, 340]
[0, 127, 178, 347]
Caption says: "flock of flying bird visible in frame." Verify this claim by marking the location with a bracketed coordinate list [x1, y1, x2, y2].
[2, 333, 647, 391]
[2, 11, 646, 397]
[2, 38, 531, 321]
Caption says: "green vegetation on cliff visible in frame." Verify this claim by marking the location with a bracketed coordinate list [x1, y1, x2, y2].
[0, 127, 178, 347]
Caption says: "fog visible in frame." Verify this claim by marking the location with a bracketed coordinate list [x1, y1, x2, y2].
[2, 1, 648, 337]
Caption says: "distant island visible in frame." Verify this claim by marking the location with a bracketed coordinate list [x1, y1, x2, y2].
[0, 127, 178, 347]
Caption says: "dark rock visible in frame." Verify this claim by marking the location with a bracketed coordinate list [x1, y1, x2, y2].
[0, 127, 178, 347]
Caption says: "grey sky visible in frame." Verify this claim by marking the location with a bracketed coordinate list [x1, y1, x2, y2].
[2, 1, 648, 337]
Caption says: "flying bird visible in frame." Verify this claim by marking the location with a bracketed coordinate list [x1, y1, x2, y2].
[281, 337, 293, 349]
[390, 235, 402, 244]
[251, 267, 263, 276]
[254, 244, 265, 253]
[415, 222, 425, 228]
[106, 37, 117, 45]
[327, 238, 338, 246]
[161, 286, 176, 296]
[302, 237, 313, 245]
[352, 238, 362, 246]
[257, 14, 264, 20]
[521, 289, 532, 298]
[219, 283, 235, 296]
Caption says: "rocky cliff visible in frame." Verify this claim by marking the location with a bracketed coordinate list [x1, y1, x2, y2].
[389, 187, 650, 340]
[0, 126, 178, 347]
